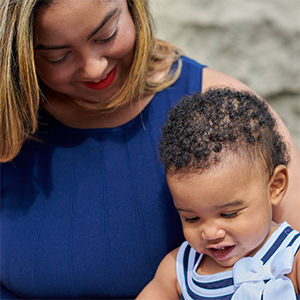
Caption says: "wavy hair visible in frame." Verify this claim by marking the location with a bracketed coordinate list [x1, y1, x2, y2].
[159, 88, 290, 177]
[0, 0, 182, 162]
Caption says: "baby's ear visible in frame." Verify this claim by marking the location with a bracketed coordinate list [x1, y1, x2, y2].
[269, 165, 288, 206]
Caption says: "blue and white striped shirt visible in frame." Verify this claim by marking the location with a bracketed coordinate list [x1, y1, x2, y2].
[176, 222, 300, 300]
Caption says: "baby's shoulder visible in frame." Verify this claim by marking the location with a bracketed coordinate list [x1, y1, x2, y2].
[292, 248, 300, 294]
[285, 232, 300, 295]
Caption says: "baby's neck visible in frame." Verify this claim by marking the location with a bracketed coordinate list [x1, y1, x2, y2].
[197, 254, 233, 275]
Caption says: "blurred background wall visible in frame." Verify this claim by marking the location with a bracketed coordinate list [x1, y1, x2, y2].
[150, 0, 300, 150]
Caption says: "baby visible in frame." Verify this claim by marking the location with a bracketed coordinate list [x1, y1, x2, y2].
[137, 88, 300, 300]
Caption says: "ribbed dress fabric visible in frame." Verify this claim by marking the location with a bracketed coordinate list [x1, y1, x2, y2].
[1, 57, 206, 299]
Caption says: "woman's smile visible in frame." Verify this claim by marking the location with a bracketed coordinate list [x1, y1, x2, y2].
[33, 0, 136, 104]
[81, 65, 117, 90]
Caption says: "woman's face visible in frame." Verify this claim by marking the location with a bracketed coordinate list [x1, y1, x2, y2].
[33, 0, 136, 104]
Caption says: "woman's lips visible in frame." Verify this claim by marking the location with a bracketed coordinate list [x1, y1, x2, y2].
[81, 65, 117, 90]
[207, 245, 235, 261]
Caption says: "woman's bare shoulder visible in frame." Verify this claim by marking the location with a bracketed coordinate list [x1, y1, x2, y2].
[202, 67, 249, 92]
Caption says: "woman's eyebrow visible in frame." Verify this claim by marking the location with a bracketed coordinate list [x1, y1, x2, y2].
[87, 7, 118, 40]
[34, 8, 119, 50]
[35, 44, 71, 50]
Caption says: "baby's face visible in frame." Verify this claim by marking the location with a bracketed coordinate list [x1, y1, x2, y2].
[167, 158, 278, 270]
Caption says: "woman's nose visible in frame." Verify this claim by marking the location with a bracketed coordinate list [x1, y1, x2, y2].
[79, 54, 108, 80]
[201, 224, 226, 240]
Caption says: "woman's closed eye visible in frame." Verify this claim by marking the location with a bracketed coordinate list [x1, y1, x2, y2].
[47, 52, 71, 65]
[46, 27, 118, 65]
[95, 27, 118, 44]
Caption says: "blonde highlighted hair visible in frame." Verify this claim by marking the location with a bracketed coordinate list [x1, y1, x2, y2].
[0, 0, 182, 162]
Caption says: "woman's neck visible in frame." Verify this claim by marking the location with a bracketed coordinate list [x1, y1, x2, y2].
[42, 90, 154, 129]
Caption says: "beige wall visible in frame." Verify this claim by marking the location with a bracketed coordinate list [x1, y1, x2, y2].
[150, 0, 300, 150]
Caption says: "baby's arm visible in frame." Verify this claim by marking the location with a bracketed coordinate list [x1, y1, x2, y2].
[136, 248, 181, 300]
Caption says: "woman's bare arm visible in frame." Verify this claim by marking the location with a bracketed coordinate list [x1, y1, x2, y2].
[136, 248, 181, 300]
[202, 67, 300, 231]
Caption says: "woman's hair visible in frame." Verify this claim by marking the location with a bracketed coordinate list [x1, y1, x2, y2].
[159, 87, 290, 178]
[0, 0, 40, 162]
[0, 0, 182, 162]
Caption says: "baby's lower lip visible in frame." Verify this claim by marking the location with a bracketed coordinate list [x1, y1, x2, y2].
[81, 65, 117, 90]
[207, 245, 235, 261]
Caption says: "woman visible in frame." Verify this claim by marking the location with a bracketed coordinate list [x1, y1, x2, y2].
[1, 0, 299, 299]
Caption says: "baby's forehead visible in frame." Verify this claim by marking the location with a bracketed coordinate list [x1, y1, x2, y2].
[166, 151, 269, 182]
[167, 155, 272, 212]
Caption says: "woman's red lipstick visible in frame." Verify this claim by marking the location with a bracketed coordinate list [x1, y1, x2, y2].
[82, 65, 117, 90]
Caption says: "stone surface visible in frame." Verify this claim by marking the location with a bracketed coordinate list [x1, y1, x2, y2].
[267, 94, 300, 150]
[150, 0, 300, 150]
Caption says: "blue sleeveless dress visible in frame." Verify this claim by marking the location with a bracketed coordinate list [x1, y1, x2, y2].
[176, 222, 300, 300]
[1, 57, 206, 299]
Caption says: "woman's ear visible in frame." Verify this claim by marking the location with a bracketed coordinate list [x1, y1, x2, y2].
[269, 165, 289, 206]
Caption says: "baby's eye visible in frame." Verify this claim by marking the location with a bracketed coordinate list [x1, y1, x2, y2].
[184, 216, 199, 223]
[221, 212, 237, 219]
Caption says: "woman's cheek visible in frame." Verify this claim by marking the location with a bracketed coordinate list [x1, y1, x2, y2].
[39, 65, 74, 87]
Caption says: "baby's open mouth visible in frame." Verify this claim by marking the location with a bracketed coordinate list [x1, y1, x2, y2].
[207, 245, 235, 261]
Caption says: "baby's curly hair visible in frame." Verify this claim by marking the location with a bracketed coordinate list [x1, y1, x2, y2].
[159, 87, 290, 177]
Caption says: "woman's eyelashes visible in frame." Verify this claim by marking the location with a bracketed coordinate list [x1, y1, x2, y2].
[47, 52, 70, 65]
[46, 27, 119, 65]
[95, 27, 118, 44]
